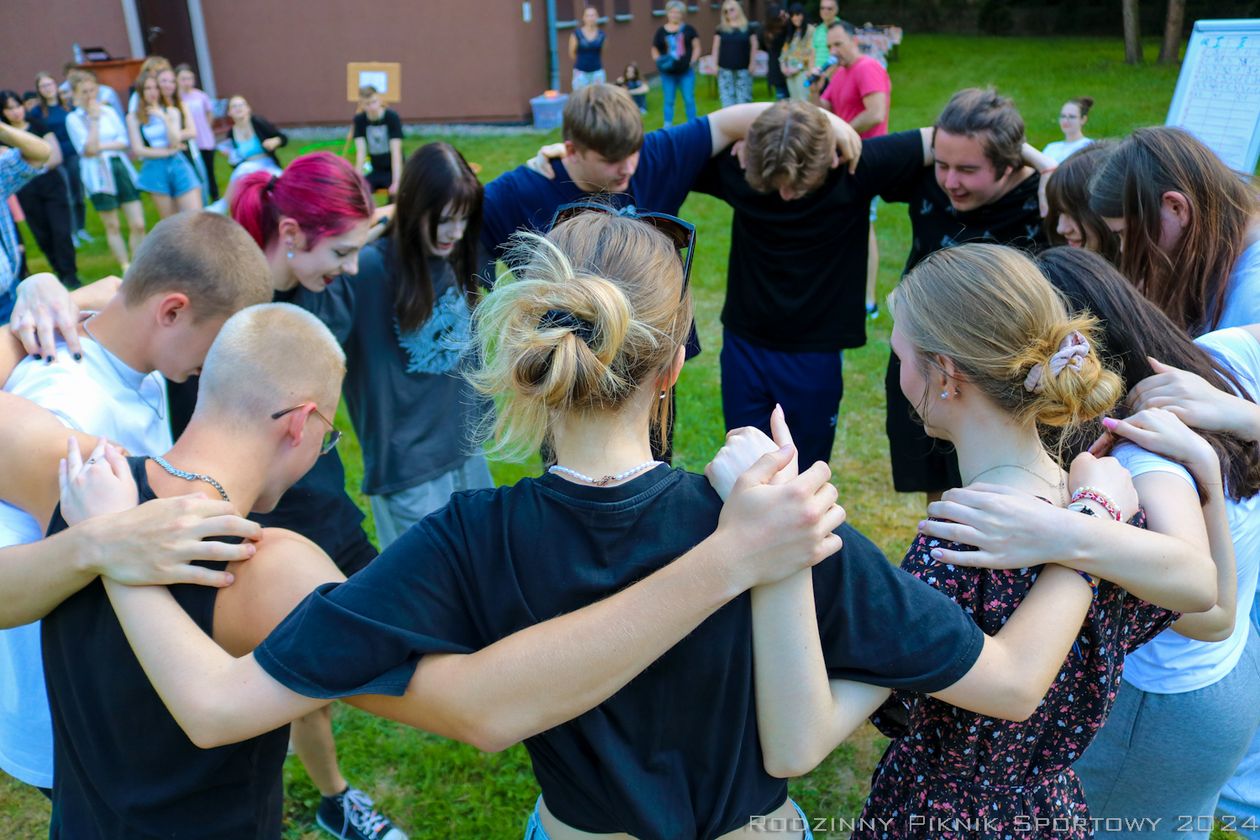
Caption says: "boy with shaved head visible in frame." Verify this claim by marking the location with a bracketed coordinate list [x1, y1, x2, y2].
[0, 211, 273, 814]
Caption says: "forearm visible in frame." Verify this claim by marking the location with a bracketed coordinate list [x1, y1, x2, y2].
[848, 108, 880, 135]
[707, 102, 773, 151]
[1172, 488, 1237, 641]
[1045, 507, 1214, 611]
[1022, 143, 1057, 173]
[71, 274, 122, 309]
[0, 124, 52, 166]
[934, 565, 1091, 720]
[751, 570, 888, 777]
[102, 579, 323, 747]
[0, 528, 97, 627]
[373, 533, 747, 752]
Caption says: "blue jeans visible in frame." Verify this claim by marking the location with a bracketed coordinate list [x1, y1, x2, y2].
[524, 797, 815, 839]
[660, 69, 697, 127]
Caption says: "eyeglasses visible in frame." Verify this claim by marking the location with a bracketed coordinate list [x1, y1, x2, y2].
[271, 404, 342, 455]
[548, 201, 696, 300]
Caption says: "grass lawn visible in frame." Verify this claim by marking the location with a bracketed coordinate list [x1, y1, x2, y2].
[4, 34, 1220, 839]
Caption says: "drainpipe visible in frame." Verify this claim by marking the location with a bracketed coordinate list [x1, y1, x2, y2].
[545, 0, 561, 91]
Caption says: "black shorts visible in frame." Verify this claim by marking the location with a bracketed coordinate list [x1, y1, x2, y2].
[884, 349, 962, 494]
[365, 167, 393, 192]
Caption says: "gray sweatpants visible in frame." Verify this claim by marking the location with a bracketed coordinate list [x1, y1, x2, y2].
[1074, 624, 1260, 838]
[369, 454, 494, 549]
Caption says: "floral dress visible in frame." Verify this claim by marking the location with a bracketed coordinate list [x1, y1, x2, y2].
[856, 514, 1177, 839]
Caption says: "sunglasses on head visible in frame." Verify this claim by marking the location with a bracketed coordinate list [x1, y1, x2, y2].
[548, 201, 696, 299]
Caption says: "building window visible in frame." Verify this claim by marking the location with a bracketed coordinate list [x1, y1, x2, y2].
[614, 0, 632, 21]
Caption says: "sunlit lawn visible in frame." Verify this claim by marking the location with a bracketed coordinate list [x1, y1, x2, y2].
[5, 34, 1213, 839]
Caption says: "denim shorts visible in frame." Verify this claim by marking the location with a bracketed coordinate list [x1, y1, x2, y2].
[137, 152, 201, 197]
[523, 797, 815, 839]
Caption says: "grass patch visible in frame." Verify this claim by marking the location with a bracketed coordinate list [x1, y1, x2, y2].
[5, 33, 1218, 839]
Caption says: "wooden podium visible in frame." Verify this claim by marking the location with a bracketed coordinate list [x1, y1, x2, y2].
[76, 58, 144, 97]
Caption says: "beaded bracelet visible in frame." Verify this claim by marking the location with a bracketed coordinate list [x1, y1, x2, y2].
[1070, 486, 1122, 522]
[1075, 569, 1099, 596]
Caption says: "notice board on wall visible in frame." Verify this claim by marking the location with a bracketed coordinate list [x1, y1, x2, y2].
[1167, 19, 1260, 174]
[346, 62, 401, 102]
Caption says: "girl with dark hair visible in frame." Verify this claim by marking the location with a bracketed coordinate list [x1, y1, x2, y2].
[763, 3, 790, 100]
[780, 4, 815, 101]
[720, 243, 1218, 839]
[293, 142, 492, 547]
[1044, 141, 1119, 261]
[1035, 247, 1260, 838]
[1042, 96, 1094, 164]
[1, 90, 79, 287]
[1090, 126, 1260, 335]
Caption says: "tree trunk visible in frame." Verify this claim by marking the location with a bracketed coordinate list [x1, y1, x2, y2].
[1123, 0, 1143, 64]
[1158, 0, 1185, 63]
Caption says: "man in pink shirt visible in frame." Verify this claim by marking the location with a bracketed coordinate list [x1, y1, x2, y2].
[814, 20, 891, 317]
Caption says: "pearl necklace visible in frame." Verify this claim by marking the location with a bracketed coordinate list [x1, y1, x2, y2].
[548, 460, 660, 487]
[149, 455, 231, 501]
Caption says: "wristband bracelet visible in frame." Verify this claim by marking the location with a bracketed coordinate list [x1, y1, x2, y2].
[1070, 486, 1122, 522]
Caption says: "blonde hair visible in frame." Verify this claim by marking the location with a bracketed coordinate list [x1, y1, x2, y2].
[469, 213, 693, 460]
[743, 100, 833, 195]
[195, 303, 346, 424]
[891, 243, 1122, 430]
[718, 0, 750, 31]
[121, 212, 272, 322]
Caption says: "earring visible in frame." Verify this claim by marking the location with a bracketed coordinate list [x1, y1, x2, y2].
[286, 241, 294, 260]
[939, 389, 950, 400]
[659, 390, 667, 401]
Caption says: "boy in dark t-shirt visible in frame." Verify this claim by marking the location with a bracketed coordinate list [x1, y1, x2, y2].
[879, 88, 1049, 500]
[352, 86, 403, 195]
[692, 101, 931, 466]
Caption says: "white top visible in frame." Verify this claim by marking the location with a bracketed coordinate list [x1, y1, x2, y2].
[1122, 327, 1260, 694]
[1041, 137, 1092, 165]
[65, 107, 138, 197]
[0, 333, 171, 787]
[1215, 238, 1260, 332]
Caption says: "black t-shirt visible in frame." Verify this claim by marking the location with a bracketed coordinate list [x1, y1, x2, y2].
[880, 155, 1047, 275]
[255, 466, 982, 840]
[653, 24, 700, 73]
[42, 458, 287, 839]
[352, 109, 403, 176]
[717, 28, 753, 69]
[167, 288, 373, 569]
[694, 130, 925, 352]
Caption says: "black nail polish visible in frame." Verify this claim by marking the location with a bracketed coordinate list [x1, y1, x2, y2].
[32, 353, 41, 360]
[73, 353, 82, 362]
[45, 356, 54, 365]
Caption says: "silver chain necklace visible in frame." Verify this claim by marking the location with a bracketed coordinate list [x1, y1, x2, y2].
[966, 462, 1066, 503]
[149, 455, 231, 501]
[81, 315, 167, 422]
[548, 460, 659, 487]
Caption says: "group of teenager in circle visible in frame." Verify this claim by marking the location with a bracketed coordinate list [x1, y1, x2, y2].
[0, 51, 1257, 840]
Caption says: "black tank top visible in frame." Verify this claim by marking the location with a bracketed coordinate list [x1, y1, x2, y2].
[42, 457, 287, 839]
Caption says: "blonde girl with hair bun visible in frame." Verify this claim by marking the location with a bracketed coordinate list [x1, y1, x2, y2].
[712, 242, 1219, 839]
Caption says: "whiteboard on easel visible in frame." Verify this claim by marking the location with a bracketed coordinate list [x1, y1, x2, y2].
[1167, 19, 1260, 174]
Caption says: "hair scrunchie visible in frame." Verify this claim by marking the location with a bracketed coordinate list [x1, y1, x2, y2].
[263, 174, 279, 194]
[1024, 331, 1090, 393]
[540, 309, 596, 344]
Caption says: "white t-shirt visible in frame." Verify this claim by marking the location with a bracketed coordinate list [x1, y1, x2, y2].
[1122, 327, 1260, 695]
[0, 334, 171, 788]
[1041, 137, 1092, 165]
[1216, 239, 1260, 333]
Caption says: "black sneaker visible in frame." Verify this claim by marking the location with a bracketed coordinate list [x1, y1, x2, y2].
[315, 787, 408, 840]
